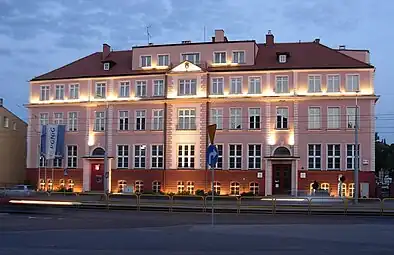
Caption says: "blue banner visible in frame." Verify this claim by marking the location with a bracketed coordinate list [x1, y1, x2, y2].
[40, 124, 66, 160]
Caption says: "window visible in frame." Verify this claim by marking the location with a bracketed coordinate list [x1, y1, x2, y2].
[152, 109, 164, 130]
[308, 107, 321, 129]
[181, 53, 200, 64]
[135, 110, 146, 131]
[152, 181, 161, 193]
[53, 112, 63, 125]
[250, 182, 259, 195]
[321, 183, 330, 192]
[232, 51, 245, 64]
[215, 144, 223, 169]
[40, 113, 49, 126]
[135, 81, 147, 97]
[275, 76, 289, 93]
[186, 181, 195, 194]
[47, 179, 53, 191]
[178, 109, 196, 130]
[68, 179, 75, 191]
[346, 144, 360, 170]
[327, 107, 340, 129]
[213, 181, 221, 195]
[327, 144, 340, 170]
[346, 107, 359, 129]
[248, 144, 261, 169]
[346, 74, 360, 92]
[140, 56, 151, 67]
[210, 108, 223, 130]
[308, 144, 321, 170]
[276, 108, 288, 129]
[248, 77, 261, 94]
[3, 116, 9, 128]
[95, 83, 106, 98]
[230, 108, 242, 130]
[178, 79, 197, 96]
[53, 157, 62, 168]
[68, 112, 78, 131]
[40, 85, 50, 101]
[119, 81, 130, 98]
[67, 145, 77, 168]
[230, 77, 242, 94]
[177, 181, 185, 193]
[248, 108, 260, 130]
[229, 144, 242, 169]
[308, 75, 321, 93]
[39, 179, 45, 191]
[118, 180, 127, 193]
[94, 111, 105, 131]
[134, 145, 146, 168]
[117, 145, 129, 169]
[12, 122, 16, 130]
[338, 183, 346, 197]
[39, 156, 47, 167]
[153, 80, 164, 96]
[151, 145, 164, 168]
[348, 183, 355, 198]
[59, 179, 65, 189]
[69, 84, 79, 99]
[230, 182, 240, 195]
[158, 55, 169, 66]
[135, 181, 144, 193]
[103, 62, 110, 70]
[214, 52, 226, 64]
[177, 145, 195, 168]
[118, 111, 129, 131]
[279, 55, 287, 63]
[327, 75, 340, 93]
[211, 78, 224, 95]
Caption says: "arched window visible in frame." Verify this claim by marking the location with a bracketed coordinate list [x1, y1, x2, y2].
[348, 183, 355, 198]
[213, 181, 221, 195]
[230, 182, 240, 195]
[92, 147, 105, 156]
[39, 179, 45, 191]
[152, 181, 161, 193]
[47, 179, 53, 191]
[135, 180, 144, 193]
[273, 147, 291, 157]
[177, 181, 184, 193]
[249, 182, 259, 195]
[187, 181, 194, 195]
[338, 183, 346, 197]
[68, 179, 74, 191]
[321, 183, 330, 191]
[118, 180, 127, 193]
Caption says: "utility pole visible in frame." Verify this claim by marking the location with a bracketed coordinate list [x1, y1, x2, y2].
[103, 101, 109, 196]
[354, 90, 360, 203]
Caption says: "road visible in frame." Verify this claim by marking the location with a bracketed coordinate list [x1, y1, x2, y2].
[1, 210, 394, 254]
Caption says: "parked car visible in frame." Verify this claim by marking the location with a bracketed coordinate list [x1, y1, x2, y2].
[5, 185, 36, 197]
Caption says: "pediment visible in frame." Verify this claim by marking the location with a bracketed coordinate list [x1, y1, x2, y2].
[170, 60, 202, 73]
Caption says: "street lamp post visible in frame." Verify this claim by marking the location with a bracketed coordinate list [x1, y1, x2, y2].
[354, 90, 360, 203]
[103, 101, 109, 196]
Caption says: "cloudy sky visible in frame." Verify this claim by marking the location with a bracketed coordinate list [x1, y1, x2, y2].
[0, 0, 393, 141]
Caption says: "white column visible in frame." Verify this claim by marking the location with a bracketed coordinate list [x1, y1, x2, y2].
[83, 107, 91, 192]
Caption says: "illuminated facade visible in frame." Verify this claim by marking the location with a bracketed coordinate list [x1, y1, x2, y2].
[26, 29, 377, 197]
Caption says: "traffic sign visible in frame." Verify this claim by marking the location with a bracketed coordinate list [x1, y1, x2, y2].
[207, 124, 217, 144]
[207, 144, 218, 168]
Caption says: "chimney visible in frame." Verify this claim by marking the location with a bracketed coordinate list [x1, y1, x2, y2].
[0, 98, 3, 107]
[102, 43, 111, 60]
[213, 29, 225, 42]
[314, 38, 320, 44]
[266, 30, 274, 46]
[339, 45, 346, 50]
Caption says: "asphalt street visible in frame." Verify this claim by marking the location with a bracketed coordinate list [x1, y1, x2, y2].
[1, 210, 394, 255]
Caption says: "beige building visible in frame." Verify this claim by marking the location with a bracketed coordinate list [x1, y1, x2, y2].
[0, 98, 27, 186]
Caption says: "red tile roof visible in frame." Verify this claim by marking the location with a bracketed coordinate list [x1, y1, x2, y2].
[31, 41, 373, 81]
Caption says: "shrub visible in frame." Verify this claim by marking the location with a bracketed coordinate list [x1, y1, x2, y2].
[195, 189, 205, 196]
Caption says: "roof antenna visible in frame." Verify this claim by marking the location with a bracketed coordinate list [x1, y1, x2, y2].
[146, 25, 152, 45]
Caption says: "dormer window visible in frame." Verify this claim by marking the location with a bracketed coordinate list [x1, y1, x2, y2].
[279, 54, 287, 63]
[103, 62, 110, 70]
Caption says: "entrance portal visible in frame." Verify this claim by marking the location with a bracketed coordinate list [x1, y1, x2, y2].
[272, 164, 292, 195]
[90, 163, 104, 191]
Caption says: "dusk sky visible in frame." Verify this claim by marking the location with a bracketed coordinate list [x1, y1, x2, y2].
[0, 0, 393, 141]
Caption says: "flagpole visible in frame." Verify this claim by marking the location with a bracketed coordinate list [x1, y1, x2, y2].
[51, 159, 54, 192]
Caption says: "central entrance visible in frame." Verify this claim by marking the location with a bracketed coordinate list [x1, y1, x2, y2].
[272, 164, 292, 195]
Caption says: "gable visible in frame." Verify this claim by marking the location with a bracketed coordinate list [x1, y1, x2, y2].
[170, 61, 202, 73]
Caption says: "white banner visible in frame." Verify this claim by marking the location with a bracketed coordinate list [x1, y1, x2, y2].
[45, 124, 58, 160]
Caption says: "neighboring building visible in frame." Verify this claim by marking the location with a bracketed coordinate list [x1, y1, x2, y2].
[26, 29, 377, 197]
[0, 99, 27, 186]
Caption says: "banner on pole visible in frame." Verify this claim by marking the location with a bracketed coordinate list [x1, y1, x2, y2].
[40, 125, 66, 160]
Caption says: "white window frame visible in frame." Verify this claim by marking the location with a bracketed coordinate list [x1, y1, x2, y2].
[135, 180, 144, 193]
[177, 144, 195, 168]
[69, 84, 79, 100]
[181, 52, 200, 64]
[134, 144, 146, 169]
[117, 145, 129, 169]
[327, 107, 340, 129]
[152, 181, 161, 193]
[95, 82, 106, 99]
[178, 79, 197, 96]
[103, 62, 110, 70]
[276, 107, 289, 129]
[229, 144, 242, 169]
[135, 80, 147, 97]
[157, 54, 169, 66]
[118, 110, 129, 131]
[230, 77, 242, 94]
[210, 108, 223, 130]
[248, 77, 261, 94]
[177, 181, 185, 193]
[308, 144, 321, 170]
[153, 79, 164, 97]
[53, 112, 64, 125]
[39, 112, 49, 126]
[67, 145, 78, 168]
[53, 157, 63, 168]
[338, 183, 347, 197]
[152, 109, 164, 131]
[229, 108, 242, 130]
[215, 144, 223, 169]
[230, 181, 240, 195]
[248, 107, 261, 130]
[279, 54, 287, 63]
[346, 107, 359, 129]
[346, 144, 360, 170]
[275, 76, 289, 93]
[211, 77, 224, 95]
[40, 85, 50, 101]
[3, 117, 8, 128]
[54, 84, 65, 100]
[135, 110, 146, 131]
[213, 181, 221, 195]
[67, 112, 78, 132]
[348, 183, 355, 198]
[119, 81, 130, 98]
[308, 75, 322, 93]
[151, 144, 164, 169]
[186, 181, 195, 194]
[177, 109, 196, 130]
[94, 111, 105, 132]
[140, 55, 152, 67]
[346, 74, 360, 92]
[308, 107, 321, 129]
[249, 182, 259, 195]
[232, 51, 245, 64]
[327, 144, 341, 170]
[213, 51, 226, 64]
[247, 144, 261, 170]
[327, 74, 340, 93]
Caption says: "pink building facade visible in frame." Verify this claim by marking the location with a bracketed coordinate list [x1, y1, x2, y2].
[26, 29, 377, 197]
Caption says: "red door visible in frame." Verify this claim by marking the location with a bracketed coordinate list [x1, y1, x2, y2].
[90, 163, 104, 191]
[272, 164, 292, 195]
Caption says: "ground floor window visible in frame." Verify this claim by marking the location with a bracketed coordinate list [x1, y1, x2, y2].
[186, 181, 194, 195]
[118, 180, 127, 193]
[135, 181, 143, 193]
[230, 181, 240, 195]
[213, 181, 221, 195]
[59, 179, 65, 190]
[39, 179, 45, 191]
[338, 183, 346, 197]
[348, 183, 355, 198]
[249, 182, 259, 195]
[177, 181, 184, 194]
[47, 179, 53, 191]
[68, 179, 74, 191]
[152, 181, 161, 193]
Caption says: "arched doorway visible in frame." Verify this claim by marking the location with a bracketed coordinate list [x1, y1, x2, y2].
[272, 147, 292, 195]
[90, 147, 105, 191]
